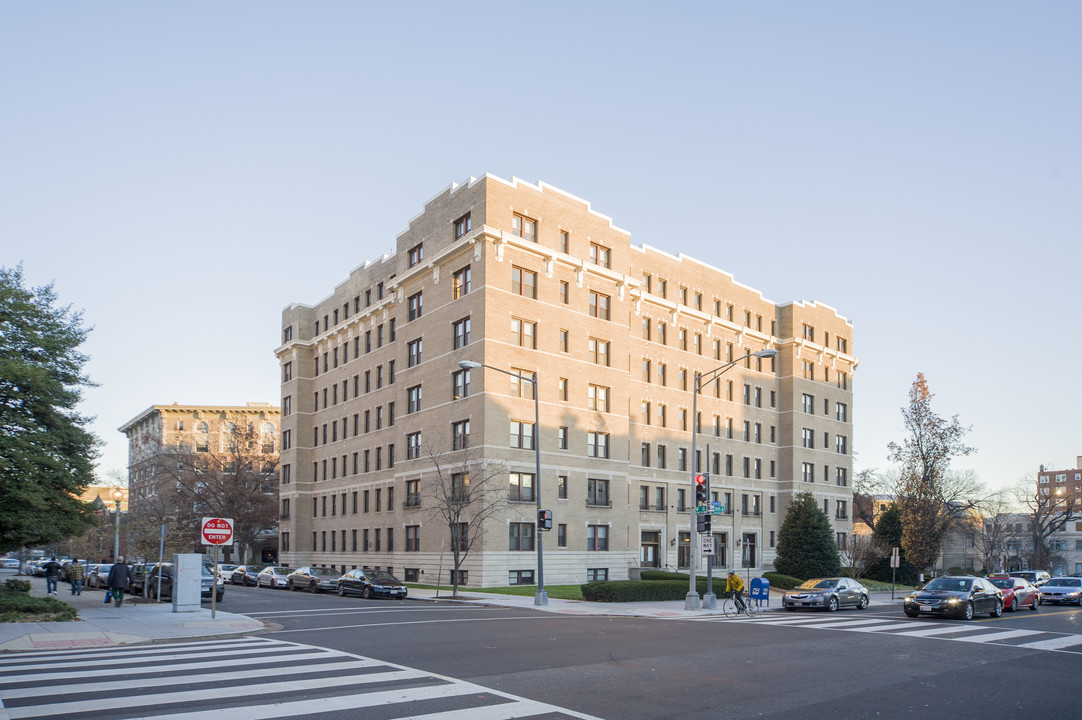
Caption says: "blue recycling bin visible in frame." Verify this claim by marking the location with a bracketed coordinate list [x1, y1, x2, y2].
[749, 577, 770, 607]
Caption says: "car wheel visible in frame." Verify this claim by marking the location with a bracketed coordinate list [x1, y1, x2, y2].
[309, 581, 318, 593]
[963, 601, 975, 621]
[288, 581, 296, 592]
[337, 585, 346, 597]
[827, 596, 839, 612]
[1030, 598, 1039, 611]
[990, 600, 1003, 618]
[362, 586, 373, 600]
[904, 609, 919, 618]
[857, 595, 869, 610]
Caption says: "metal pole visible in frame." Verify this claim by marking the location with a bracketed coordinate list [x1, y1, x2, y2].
[703, 442, 716, 609]
[685, 373, 702, 610]
[532, 371, 547, 606]
[113, 500, 121, 563]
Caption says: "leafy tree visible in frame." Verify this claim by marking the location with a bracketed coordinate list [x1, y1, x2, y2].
[0, 265, 100, 551]
[423, 437, 509, 597]
[863, 504, 919, 584]
[888, 373, 979, 574]
[774, 492, 841, 579]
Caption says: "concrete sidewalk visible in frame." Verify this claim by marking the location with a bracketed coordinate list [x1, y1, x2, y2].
[0, 573, 264, 653]
[1, 572, 905, 653]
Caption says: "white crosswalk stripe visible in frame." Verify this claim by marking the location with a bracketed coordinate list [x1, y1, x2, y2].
[679, 612, 1082, 653]
[0, 636, 601, 720]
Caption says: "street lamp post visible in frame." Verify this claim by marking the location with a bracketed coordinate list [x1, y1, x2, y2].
[111, 488, 125, 563]
[686, 348, 778, 610]
[458, 360, 548, 606]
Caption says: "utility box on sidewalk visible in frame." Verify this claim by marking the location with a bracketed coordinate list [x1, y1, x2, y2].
[172, 554, 202, 613]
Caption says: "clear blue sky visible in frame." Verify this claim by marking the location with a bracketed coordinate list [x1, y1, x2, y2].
[3, 2, 1079, 491]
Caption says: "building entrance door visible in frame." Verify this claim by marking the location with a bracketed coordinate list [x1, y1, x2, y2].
[640, 531, 660, 567]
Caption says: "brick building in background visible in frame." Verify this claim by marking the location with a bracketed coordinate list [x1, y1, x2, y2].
[276, 175, 857, 587]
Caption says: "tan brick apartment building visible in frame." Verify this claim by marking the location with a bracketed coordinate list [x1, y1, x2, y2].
[276, 175, 857, 588]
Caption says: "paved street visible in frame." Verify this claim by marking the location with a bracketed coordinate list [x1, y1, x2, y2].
[5, 578, 1082, 719]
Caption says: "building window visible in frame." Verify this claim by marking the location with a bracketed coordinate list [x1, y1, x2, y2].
[585, 290, 612, 321]
[510, 420, 535, 449]
[407, 338, 422, 367]
[559, 280, 570, 304]
[836, 403, 848, 422]
[558, 426, 568, 449]
[406, 525, 420, 551]
[836, 467, 848, 486]
[452, 368, 471, 399]
[452, 419, 470, 450]
[453, 317, 471, 349]
[836, 500, 848, 520]
[454, 213, 472, 239]
[587, 384, 610, 412]
[589, 337, 610, 366]
[836, 435, 848, 454]
[406, 432, 422, 459]
[451, 472, 469, 501]
[558, 475, 568, 499]
[557, 524, 567, 547]
[405, 479, 420, 507]
[802, 462, 815, 483]
[452, 266, 471, 299]
[512, 317, 537, 348]
[509, 570, 535, 586]
[512, 266, 537, 298]
[408, 243, 424, 267]
[803, 360, 815, 380]
[407, 292, 423, 321]
[802, 428, 815, 449]
[589, 243, 611, 268]
[509, 472, 535, 501]
[558, 377, 568, 401]
[560, 230, 570, 253]
[657, 444, 667, 469]
[283, 362, 293, 382]
[587, 525, 609, 551]
[509, 523, 535, 551]
[802, 394, 815, 414]
[510, 368, 535, 399]
[587, 432, 610, 458]
[512, 213, 536, 242]
[407, 385, 422, 414]
[587, 478, 610, 506]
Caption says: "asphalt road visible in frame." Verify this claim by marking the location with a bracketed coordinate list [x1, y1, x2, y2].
[224, 584, 1082, 720]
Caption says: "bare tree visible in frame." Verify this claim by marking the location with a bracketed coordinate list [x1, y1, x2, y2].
[132, 415, 278, 563]
[853, 468, 887, 533]
[841, 532, 886, 581]
[972, 490, 1014, 572]
[888, 373, 979, 574]
[422, 436, 509, 597]
[1012, 475, 1078, 571]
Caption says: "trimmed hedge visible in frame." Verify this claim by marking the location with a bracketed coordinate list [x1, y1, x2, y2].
[581, 577, 741, 603]
[762, 572, 802, 590]
[0, 579, 77, 622]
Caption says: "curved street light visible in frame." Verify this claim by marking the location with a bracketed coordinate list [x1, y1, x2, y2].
[458, 360, 548, 606]
[686, 348, 778, 610]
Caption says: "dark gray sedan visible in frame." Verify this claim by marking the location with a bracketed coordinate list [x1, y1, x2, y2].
[783, 577, 869, 612]
[337, 569, 407, 599]
[286, 566, 341, 593]
[904, 576, 1003, 620]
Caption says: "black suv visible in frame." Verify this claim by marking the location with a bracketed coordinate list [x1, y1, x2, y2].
[146, 563, 224, 602]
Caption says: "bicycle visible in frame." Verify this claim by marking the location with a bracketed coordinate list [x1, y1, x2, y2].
[722, 591, 759, 618]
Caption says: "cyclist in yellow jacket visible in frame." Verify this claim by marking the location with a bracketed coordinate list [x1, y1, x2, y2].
[726, 570, 746, 612]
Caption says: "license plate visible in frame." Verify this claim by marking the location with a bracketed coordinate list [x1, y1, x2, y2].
[920, 605, 932, 612]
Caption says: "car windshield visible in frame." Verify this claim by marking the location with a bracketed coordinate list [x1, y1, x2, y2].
[924, 578, 972, 592]
[247, 566, 265, 573]
[1050, 578, 1081, 587]
[796, 579, 837, 589]
[368, 571, 399, 582]
[272, 567, 289, 575]
[989, 579, 1013, 589]
[311, 568, 339, 577]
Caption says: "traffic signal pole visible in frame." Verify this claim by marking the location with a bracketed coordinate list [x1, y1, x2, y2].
[685, 371, 704, 610]
[703, 444, 716, 609]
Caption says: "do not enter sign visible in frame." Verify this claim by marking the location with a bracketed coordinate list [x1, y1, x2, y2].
[201, 517, 234, 546]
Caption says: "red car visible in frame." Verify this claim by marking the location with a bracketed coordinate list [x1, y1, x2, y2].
[987, 574, 1039, 611]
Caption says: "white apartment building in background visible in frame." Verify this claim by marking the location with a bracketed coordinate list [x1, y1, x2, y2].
[276, 175, 858, 588]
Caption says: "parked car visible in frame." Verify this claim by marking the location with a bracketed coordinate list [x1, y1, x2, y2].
[783, 577, 870, 612]
[1037, 577, 1082, 606]
[230, 565, 265, 586]
[1009, 570, 1051, 587]
[257, 566, 291, 589]
[86, 564, 113, 589]
[287, 566, 342, 593]
[2, 557, 21, 569]
[337, 569, 408, 599]
[146, 563, 225, 602]
[215, 564, 238, 583]
[904, 575, 1003, 620]
[987, 574, 1039, 611]
[128, 563, 148, 596]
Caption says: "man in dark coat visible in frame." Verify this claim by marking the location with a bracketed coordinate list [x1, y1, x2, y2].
[43, 557, 61, 595]
[107, 557, 132, 607]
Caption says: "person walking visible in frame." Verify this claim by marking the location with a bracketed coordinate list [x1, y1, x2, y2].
[107, 558, 132, 607]
[43, 557, 62, 595]
[67, 561, 85, 595]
